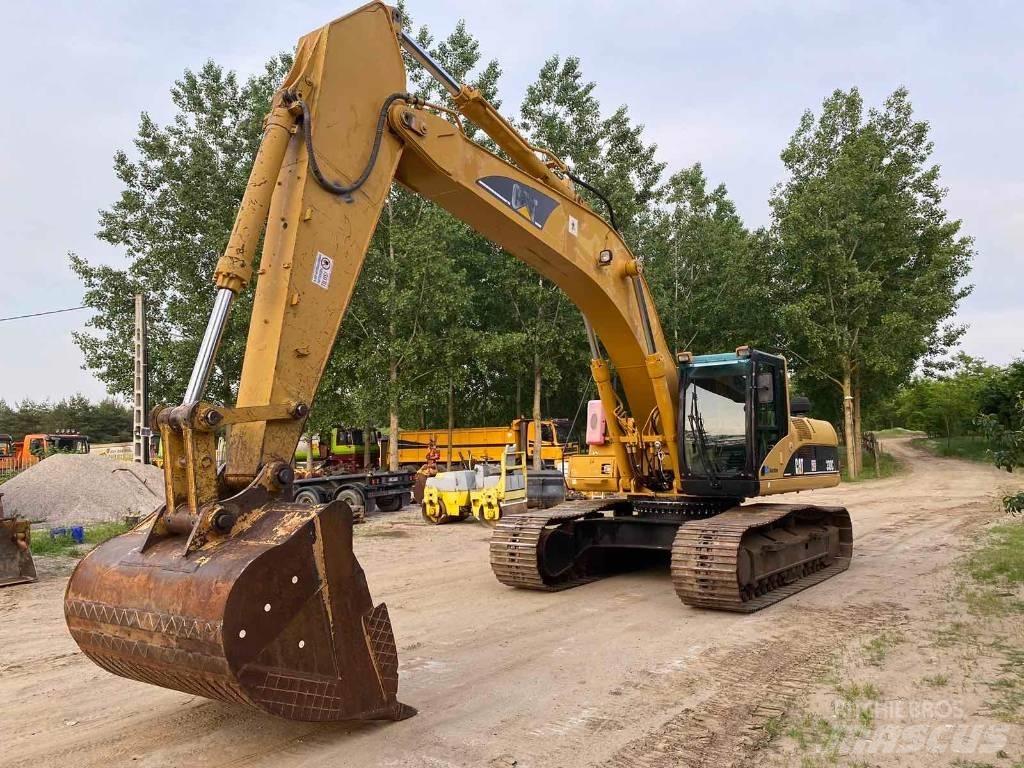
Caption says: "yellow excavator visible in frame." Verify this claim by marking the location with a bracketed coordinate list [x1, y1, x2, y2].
[64, 2, 852, 723]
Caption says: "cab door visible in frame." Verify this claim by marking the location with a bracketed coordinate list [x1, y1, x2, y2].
[751, 352, 788, 470]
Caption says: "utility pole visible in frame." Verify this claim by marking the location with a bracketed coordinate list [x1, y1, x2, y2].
[133, 294, 151, 464]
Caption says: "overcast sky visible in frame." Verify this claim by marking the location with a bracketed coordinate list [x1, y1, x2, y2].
[2, 0, 1021, 404]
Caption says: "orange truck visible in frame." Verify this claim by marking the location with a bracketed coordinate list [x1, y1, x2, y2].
[0, 430, 90, 472]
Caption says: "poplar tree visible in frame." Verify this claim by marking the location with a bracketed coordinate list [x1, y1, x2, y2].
[769, 87, 973, 476]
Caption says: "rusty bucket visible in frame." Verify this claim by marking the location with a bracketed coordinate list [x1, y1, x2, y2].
[64, 499, 414, 721]
[0, 515, 37, 587]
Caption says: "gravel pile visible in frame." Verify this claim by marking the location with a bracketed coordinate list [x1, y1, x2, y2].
[0, 454, 164, 526]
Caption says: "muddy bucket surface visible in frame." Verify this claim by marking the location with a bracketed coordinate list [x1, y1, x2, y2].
[0, 516, 37, 587]
[64, 500, 413, 721]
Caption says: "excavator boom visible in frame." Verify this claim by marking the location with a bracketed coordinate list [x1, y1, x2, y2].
[65, 1, 851, 722]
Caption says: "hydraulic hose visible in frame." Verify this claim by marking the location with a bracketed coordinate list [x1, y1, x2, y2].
[294, 91, 415, 200]
[567, 171, 619, 232]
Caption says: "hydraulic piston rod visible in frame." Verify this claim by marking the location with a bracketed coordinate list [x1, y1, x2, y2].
[398, 29, 569, 192]
[182, 288, 234, 404]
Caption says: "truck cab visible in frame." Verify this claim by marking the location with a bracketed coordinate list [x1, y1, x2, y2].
[8, 430, 90, 468]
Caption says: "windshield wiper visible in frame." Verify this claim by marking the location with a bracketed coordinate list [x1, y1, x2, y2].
[688, 386, 722, 489]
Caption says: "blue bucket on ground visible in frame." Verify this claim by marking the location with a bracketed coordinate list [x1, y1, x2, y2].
[50, 526, 85, 543]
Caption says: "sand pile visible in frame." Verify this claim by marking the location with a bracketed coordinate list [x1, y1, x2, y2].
[0, 454, 164, 526]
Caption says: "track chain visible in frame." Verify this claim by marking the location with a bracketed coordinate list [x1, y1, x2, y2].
[489, 498, 624, 591]
[671, 503, 853, 613]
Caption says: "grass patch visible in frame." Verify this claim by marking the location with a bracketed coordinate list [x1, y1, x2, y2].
[835, 681, 882, 702]
[912, 435, 990, 462]
[965, 521, 1024, 586]
[29, 532, 80, 556]
[761, 714, 784, 741]
[840, 448, 902, 482]
[921, 673, 949, 688]
[872, 427, 926, 439]
[785, 713, 847, 755]
[29, 521, 132, 557]
[84, 521, 133, 545]
[961, 586, 1024, 617]
[933, 620, 978, 648]
[862, 631, 905, 665]
[985, 649, 1024, 723]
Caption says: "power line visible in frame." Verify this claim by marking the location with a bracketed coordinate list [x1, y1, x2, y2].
[0, 305, 90, 323]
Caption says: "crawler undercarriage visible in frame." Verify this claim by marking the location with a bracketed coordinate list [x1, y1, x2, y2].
[490, 499, 853, 612]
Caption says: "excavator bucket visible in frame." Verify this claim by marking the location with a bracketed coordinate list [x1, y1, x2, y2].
[64, 499, 414, 721]
[0, 510, 37, 587]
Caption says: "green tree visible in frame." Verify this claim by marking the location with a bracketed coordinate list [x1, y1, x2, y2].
[979, 356, 1024, 428]
[978, 395, 1024, 515]
[0, 397, 132, 442]
[769, 87, 973, 476]
[71, 56, 292, 405]
[645, 164, 770, 356]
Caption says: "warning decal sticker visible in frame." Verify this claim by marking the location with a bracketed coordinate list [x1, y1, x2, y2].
[312, 252, 334, 290]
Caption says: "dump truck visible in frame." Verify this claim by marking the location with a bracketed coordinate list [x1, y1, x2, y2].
[65, 2, 850, 724]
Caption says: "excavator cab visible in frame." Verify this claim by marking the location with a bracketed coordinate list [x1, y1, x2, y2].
[678, 348, 839, 499]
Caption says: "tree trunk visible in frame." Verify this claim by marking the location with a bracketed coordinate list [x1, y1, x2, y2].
[364, 422, 372, 469]
[532, 352, 543, 472]
[447, 377, 455, 471]
[388, 358, 399, 471]
[842, 364, 858, 480]
[853, 372, 863, 475]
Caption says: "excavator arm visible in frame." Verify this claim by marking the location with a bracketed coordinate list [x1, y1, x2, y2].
[201, 2, 680, 498]
[64, 1, 680, 723]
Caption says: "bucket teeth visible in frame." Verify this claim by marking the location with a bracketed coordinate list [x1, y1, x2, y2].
[64, 499, 412, 721]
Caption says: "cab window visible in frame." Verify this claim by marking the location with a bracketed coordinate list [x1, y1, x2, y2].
[682, 363, 749, 477]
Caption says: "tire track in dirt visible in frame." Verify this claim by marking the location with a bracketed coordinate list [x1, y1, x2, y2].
[598, 604, 907, 768]
[1, 439, 1016, 768]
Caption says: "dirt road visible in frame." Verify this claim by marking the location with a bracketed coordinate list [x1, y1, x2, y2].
[1, 440, 1016, 768]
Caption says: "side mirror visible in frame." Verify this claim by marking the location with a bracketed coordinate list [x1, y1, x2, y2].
[790, 395, 812, 416]
[756, 371, 775, 404]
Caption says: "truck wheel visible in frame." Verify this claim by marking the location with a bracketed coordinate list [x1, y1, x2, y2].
[335, 487, 366, 520]
[376, 494, 404, 513]
[294, 488, 323, 506]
